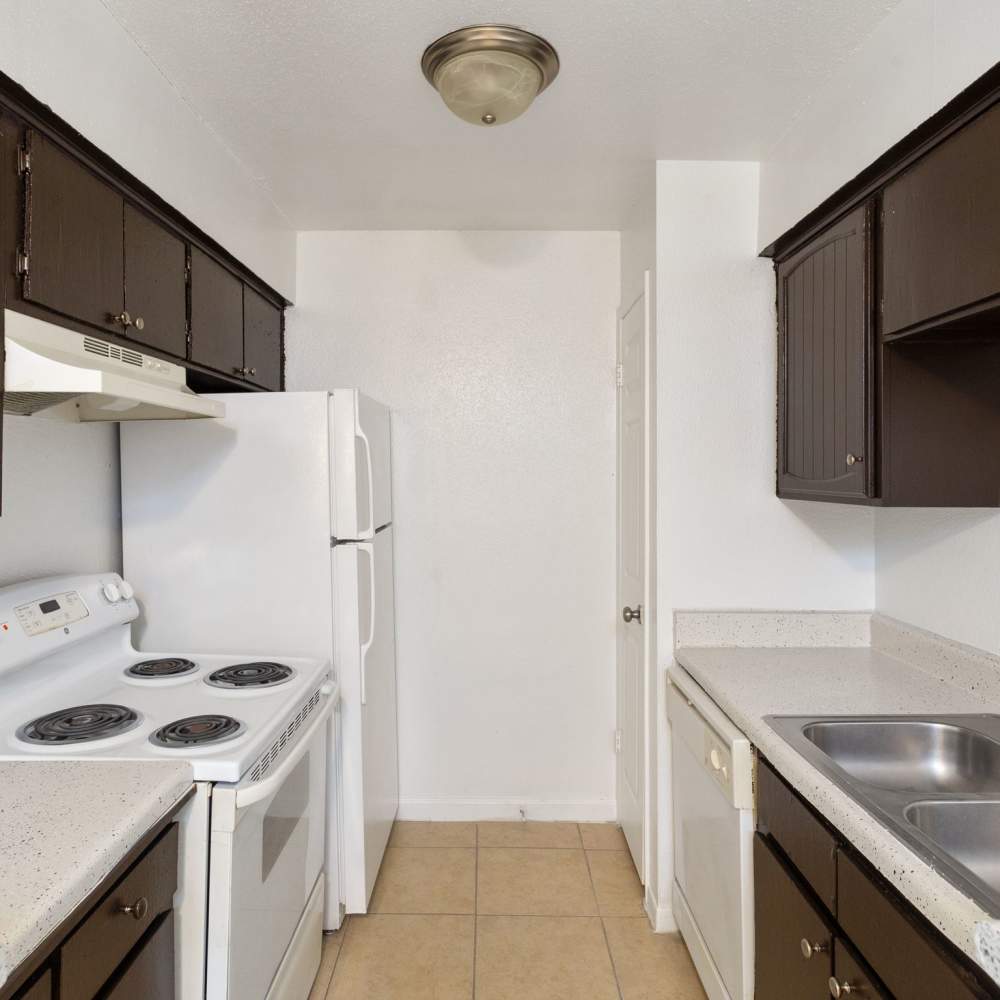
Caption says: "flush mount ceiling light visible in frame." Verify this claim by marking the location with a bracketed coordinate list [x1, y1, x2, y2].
[421, 24, 560, 127]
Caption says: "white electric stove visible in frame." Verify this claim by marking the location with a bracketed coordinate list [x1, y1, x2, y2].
[0, 571, 337, 1000]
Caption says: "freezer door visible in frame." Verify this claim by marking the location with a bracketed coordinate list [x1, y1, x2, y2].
[333, 526, 399, 912]
[330, 390, 392, 540]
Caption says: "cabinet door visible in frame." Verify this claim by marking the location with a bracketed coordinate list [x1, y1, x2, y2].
[123, 204, 187, 358]
[883, 102, 1000, 337]
[190, 247, 243, 377]
[102, 912, 174, 1000]
[22, 130, 123, 333]
[243, 285, 282, 390]
[832, 940, 892, 999]
[754, 834, 833, 999]
[777, 203, 872, 502]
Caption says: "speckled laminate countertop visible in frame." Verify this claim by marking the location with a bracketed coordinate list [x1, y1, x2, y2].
[0, 760, 193, 988]
[674, 642, 999, 981]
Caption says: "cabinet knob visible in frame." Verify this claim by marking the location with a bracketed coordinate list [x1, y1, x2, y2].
[801, 938, 828, 959]
[233, 366, 249, 376]
[112, 310, 133, 328]
[119, 896, 149, 921]
[829, 977, 857, 997]
[248, 367, 257, 376]
[846, 453, 863, 467]
[134, 316, 145, 331]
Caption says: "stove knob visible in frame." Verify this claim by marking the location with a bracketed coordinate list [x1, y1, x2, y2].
[103, 582, 122, 603]
[119, 581, 135, 600]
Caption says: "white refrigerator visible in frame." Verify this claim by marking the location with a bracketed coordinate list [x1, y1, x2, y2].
[120, 390, 399, 925]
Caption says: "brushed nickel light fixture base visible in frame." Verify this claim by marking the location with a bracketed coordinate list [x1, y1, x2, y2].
[421, 25, 560, 126]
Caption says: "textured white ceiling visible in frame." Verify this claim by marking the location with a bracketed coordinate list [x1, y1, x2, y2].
[100, 0, 902, 230]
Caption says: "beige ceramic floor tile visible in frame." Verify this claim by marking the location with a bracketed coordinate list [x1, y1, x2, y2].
[388, 820, 477, 848]
[328, 914, 474, 1000]
[308, 924, 348, 1000]
[369, 847, 475, 914]
[603, 918, 707, 1000]
[477, 820, 583, 849]
[477, 847, 598, 915]
[579, 823, 629, 851]
[587, 850, 646, 917]
[476, 915, 619, 1000]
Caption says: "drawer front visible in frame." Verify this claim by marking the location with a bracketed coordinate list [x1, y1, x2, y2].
[757, 757, 838, 911]
[13, 969, 51, 1000]
[103, 912, 175, 1000]
[754, 833, 834, 999]
[838, 850, 992, 1000]
[60, 824, 178, 1000]
[833, 939, 892, 999]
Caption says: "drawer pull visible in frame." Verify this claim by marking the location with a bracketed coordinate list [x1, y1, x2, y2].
[119, 896, 149, 921]
[801, 937, 828, 959]
[829, 977, 859, 997]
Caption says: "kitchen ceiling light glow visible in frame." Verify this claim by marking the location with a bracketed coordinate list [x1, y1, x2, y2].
[421, 25, 559, 127]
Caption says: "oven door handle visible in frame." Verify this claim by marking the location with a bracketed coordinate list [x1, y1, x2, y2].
[234, 684, 337, 810]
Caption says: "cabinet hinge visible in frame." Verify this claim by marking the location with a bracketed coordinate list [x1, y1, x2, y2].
[16, 146, 30, 175]
[614, 729, 622, 753]
[15, 248, 29, 277]
[615, 363, 624, 389]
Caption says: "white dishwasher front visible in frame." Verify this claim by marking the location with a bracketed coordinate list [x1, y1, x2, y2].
[667, 664, 754, 1000]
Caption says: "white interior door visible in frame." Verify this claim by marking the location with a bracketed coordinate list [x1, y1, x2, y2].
[616, 276, 650, 881]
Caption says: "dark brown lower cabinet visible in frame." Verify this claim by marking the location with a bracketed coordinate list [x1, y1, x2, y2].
[756, 756, 1000, 1000]
[102, 912, 174, 1000]
[754, 833, 834, 998]
[11, 970, 50, 1000]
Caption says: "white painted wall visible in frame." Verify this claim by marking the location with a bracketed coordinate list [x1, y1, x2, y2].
[759, 0, 1000, 249]
[652, 161, 875, 928]
[2, 0, 295, 297]
[287, 231, 621, 819]
[0, 417, 121, 588]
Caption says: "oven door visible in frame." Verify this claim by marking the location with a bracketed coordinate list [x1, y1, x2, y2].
[206, 692, 335, 1000]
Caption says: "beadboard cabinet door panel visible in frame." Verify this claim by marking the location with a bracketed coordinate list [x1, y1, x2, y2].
[22, 131, 123, 335]
[123, 204, 188, 359]
[777, 203, 873, 502]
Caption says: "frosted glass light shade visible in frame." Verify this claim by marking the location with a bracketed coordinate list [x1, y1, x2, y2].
[434, 50, 543, 126]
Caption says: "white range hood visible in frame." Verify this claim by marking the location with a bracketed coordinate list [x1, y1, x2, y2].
[3, 309, 225, 421]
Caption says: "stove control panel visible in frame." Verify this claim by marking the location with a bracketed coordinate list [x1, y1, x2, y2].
[14, 590, 90, 637]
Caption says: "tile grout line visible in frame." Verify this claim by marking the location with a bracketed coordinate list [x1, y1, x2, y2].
[472, 822, 479, 1000]
[322, 916, 352, 1000]
[581, 826, 626, 1000]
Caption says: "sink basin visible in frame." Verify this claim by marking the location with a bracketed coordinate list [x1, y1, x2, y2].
[905, 800, 1000, 895]
[801, 719, 1000, 794]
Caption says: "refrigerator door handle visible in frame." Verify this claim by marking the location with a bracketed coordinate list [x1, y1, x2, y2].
[358, 542, 376, 705]
[356, 414, 376, 539]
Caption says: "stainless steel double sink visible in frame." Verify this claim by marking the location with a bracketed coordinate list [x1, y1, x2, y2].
[765, 714, 1000, 915]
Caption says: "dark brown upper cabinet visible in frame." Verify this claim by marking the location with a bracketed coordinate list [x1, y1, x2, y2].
[123, 204, 187, 358]
[189, 247, 244, 378]
[243, 286, 282, 391]
[777, 203, 873, 503]
[883, 101, 1000, 339]
[21, 130, 124, 335]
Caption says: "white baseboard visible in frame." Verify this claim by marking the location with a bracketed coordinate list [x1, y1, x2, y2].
[644, 884, 677, 933]
[396, 797, 616, 822]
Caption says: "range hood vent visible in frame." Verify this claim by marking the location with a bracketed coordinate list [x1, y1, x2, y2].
[3, 310, 225, 422]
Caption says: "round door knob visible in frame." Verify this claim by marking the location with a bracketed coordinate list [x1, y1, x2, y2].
[801, 938, 828, 959]
[120, 896, 149, 921]
[846, 453, 863, 467]
[622, 605, 642, 624]
[134, 316, 145, 331]
[829, 977, 856, 997]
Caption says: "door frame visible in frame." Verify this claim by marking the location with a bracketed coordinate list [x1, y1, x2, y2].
[615, 270, 652, 885]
